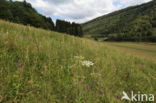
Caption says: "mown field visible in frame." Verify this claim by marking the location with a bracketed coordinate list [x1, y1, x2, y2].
[0, 20, 156, 103]
[106, 42, 156, 62]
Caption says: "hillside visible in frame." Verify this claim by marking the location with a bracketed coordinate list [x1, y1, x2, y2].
[82, 0, 156, 42]
[0, 0, 83, 37]
[0, 20, 155, 103]
[0, 0, 55, 30]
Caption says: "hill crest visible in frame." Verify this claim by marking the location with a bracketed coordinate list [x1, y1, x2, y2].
[82, 0, 156, 42]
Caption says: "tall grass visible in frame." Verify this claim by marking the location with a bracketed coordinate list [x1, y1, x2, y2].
[0, 20, 155, 103]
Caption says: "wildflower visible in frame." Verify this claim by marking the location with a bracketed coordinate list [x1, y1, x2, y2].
[74, 56, 84, 60]
[73, 56, 95, 67]
[81, 60, 94, 67]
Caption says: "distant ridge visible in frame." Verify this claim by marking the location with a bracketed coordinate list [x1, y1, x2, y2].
[82, 0, 156, 42]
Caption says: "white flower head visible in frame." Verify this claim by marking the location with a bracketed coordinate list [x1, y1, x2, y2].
[81, 60, 94, 67]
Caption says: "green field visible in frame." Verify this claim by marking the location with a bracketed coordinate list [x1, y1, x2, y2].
[0, 20, 156, 103]
[106, 42, 156, 62]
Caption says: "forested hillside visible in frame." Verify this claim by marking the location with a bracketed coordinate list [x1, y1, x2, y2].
[82, 0, 156, 42]
[0, 0, 83, 37]
[0, 0, 55, 30]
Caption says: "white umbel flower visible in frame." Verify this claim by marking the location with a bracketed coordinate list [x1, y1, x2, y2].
[81, 60, 94, 67]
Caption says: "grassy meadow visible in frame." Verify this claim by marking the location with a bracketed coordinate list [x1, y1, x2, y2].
[106, 42, 156, 62]
[0, 20, 156, 103]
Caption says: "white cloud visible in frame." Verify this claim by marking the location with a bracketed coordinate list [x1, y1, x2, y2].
[14, 0, 152, 23]
[114, 0, 152, 7]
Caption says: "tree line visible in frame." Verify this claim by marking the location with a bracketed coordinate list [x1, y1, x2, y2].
[56, 20, 83, 37]
[0, 0, 83, 37]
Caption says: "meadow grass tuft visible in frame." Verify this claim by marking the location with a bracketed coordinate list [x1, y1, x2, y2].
[0, 20, 155, 103]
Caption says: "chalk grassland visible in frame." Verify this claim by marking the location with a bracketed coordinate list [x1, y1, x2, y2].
[0, 20, 155, 103]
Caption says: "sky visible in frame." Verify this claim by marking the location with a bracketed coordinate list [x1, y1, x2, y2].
[14, 0, 152, 23]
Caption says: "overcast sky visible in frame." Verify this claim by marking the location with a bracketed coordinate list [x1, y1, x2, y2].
[14, 0, 152, 23]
